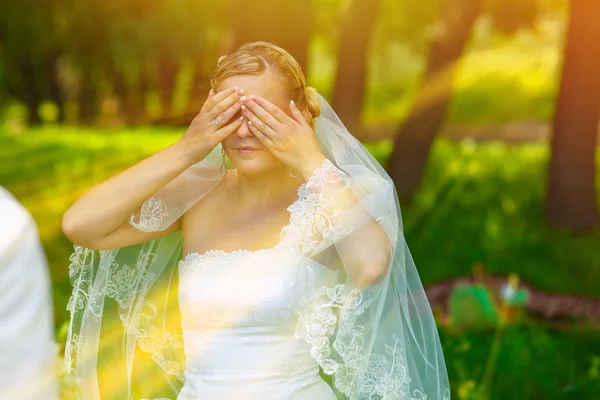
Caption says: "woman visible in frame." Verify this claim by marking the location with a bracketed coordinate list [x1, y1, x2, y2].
[63, 41, 450, 400]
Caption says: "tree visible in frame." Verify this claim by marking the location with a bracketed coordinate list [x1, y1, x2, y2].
[546, 1, 600, 231]
[0, 0, 66, 124]
[386, 0, 483, 203]
[331, 0, 383, 134]
[228, 0, 313, 73]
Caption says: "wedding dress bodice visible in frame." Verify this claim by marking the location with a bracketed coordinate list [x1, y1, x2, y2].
[176, 225, 339, 399]
[173, 161, 355, 399]
[176, 246, 339, 399]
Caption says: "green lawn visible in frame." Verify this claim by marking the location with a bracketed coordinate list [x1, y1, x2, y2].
[3, 126, 600, 399]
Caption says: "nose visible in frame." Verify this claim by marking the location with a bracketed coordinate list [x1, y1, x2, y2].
[236, 117, 254, 139]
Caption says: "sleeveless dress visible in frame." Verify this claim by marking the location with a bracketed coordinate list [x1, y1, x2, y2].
[176, 246, 339, 400]
[175, 163, 349, 400]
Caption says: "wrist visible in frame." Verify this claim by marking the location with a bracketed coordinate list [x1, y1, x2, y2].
[299, 153, 327, 182]
[173, 138, 211, 167]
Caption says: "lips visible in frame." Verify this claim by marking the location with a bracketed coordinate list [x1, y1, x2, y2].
[236, 146, 260, 154]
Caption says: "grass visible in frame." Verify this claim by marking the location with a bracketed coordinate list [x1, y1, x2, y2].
[3, 125, 600, 398]
[439, 322, 600, 399]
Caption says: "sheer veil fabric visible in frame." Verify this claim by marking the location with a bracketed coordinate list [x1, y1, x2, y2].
[65, 92, 451, 399]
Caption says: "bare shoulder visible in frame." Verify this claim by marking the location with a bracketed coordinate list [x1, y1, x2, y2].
[183, 169, 237, 225]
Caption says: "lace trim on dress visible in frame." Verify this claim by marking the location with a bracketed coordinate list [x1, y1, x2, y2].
[295, 282, 420, 399]
[282, 158, 355, 257]
[176, 158, 351, 266]
[177, 243, 294, 283]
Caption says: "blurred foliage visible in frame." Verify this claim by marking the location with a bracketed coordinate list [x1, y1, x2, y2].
[1, 25, 568, 131]
[369, 138, 600, 298]
[363, 12, 565, 125]
[0, 0, 568, 125]
[3, 123, 600, 399]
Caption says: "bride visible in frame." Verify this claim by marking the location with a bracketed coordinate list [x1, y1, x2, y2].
[62, 41, 450, 400]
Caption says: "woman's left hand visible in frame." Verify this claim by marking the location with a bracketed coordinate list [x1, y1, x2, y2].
[241, 95, 326, 179]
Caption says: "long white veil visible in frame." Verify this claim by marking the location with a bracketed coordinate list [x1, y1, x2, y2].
[65, 92, 451, 399]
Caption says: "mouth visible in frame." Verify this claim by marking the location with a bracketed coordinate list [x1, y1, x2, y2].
[236, 146, 260, 154]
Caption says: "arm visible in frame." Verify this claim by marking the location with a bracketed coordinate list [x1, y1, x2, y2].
[61, 139, 203, 250]
[62, 86, 246, 250]
[299, 155, 392, 287]
[236, 94, 391, 285]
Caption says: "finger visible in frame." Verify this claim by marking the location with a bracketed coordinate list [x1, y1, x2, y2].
[289, 100, 310, 128]
[215, 99, 243, 127]
[206, 86, 240, 115]
[205, 86, 234, 112]
[247, 119, 275, 148]
[243, 95, 281, 131]
[241, 104, 277, 138]
[199, 88, 215, 114]
[209, 89, 244, 120]
[214, 115, 244, 140]
[249, 95, 292, 125]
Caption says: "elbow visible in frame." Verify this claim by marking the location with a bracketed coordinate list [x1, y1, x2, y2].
[62, 210, 93, 248]
[353, 248, 392, 286]
[61, 210, 78, 242]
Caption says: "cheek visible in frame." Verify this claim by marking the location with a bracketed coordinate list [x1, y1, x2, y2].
[260, 150, 280, 165]
[221, 135, 236, 149]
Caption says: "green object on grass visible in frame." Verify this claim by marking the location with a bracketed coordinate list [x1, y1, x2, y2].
[449, 284, 499, 329]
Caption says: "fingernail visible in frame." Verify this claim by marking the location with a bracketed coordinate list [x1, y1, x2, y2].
[290, 99, 295, 107]
[240, 96, 247, 102]
[238, 88, 244, 95]
[209, 88, 214, 94]
[234, 85, 239, 91]
[241, 105, 246, 110]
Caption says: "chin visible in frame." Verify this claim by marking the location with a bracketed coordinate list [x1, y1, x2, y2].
[228, 151, 279, 175]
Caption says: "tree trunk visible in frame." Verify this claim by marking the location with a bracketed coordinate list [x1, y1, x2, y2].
[229, 0, 312, 73]
[46, 52, 65, 123]
[331, 0, 382, 135]
[546, 1, 600, 232]
[386, 0, 483, 203]
[108, 62, 129, 123]
[17, 56, 42, 125]
[77, 67, 99, 125]
[121, 63, 150, 126]
[156, 50, 179, 117]
[190, 52, 208, 102]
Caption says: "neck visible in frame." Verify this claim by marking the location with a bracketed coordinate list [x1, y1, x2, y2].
[235, 163, 301, 206]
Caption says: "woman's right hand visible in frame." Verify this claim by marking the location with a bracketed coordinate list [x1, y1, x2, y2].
[179, 86, 245, 162]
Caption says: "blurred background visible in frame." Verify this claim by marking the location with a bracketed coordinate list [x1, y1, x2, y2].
[1, 0, 600, 398]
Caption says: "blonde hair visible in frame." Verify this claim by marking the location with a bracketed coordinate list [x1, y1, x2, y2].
[209, 41, 320, 129]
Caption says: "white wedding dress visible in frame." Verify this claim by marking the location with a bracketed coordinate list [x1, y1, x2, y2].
[66, 94, 451, 400]
[175, 180, 340, 400]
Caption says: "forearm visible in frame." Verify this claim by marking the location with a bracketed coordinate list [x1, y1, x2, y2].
[62, 139, 206, 242]
[299, 156, 392, 285]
